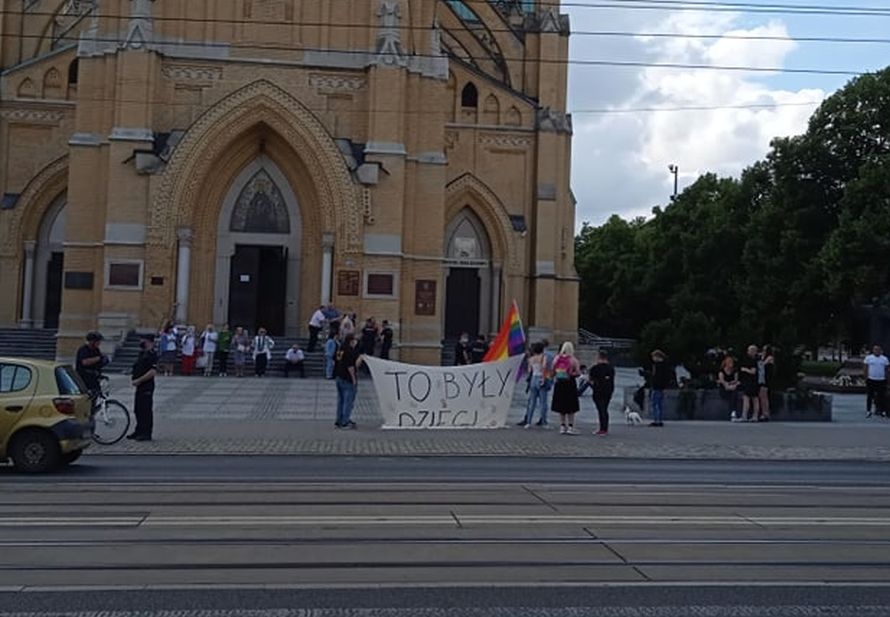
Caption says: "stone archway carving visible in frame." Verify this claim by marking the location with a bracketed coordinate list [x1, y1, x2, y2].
[149, 79, 362, 256]
[445, 172, 520, 273]
[0, 155, 68, 258]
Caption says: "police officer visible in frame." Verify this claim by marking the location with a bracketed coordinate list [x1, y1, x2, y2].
[75, 332, 109, 395]
[129, 334, 158, 442]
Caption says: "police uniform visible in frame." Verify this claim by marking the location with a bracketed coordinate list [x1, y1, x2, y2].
[131, 338, 158, 440]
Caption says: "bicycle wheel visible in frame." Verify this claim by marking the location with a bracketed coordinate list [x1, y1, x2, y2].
[92, 399, 131, 445]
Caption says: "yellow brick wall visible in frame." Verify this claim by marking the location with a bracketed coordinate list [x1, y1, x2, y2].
[0, 0, 578, 360]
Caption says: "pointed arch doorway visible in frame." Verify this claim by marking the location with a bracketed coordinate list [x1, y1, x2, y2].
[443, 207, 501, 338]
[27, 194, 66, 329]
[213, 156, 302, 336]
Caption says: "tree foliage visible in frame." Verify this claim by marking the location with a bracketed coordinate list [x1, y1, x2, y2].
[575, 67, 890, 360]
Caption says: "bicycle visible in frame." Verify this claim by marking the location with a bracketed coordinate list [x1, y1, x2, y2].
[90, 375, 132, 446]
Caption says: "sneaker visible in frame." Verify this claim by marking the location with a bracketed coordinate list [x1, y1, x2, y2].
[730, 411, 739, 422]
[867, 411, 874, 418]
[566, 427, 580, 436]
[559, 425, 567, 434]
[595, 430, 608, 436]
[517, 421, 529, 427]
[535, 420, 548, 427]
[345, 421, 357, 429]
[649, 422, 659, 427]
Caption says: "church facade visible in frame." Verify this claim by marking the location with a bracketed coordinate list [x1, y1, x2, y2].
[0, 0, 577, 363]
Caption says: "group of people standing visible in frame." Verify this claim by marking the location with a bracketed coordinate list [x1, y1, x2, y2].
[308, 306, 394, 356]
[517, 340, 616, 436]
[453, 333, 491, 365]
[715, 345, 776, 422]
[306, 305, 394, 430]
[156, 323, 279, 378]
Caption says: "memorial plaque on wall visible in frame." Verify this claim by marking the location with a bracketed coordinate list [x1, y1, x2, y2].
[64, 271, 94, 290]
[415, 279, 436, 316]
[337, 270, 360, 296]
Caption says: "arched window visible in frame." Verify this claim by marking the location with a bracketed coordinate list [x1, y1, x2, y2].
[230, 169, 290, 234]
[461, 83, 478, 108]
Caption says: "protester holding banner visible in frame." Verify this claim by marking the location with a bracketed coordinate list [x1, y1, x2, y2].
[334, 333, 362, 429]
[551, 342, 582, 435]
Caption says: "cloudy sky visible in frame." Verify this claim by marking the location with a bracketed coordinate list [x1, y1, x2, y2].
[564, 0, 890, 226]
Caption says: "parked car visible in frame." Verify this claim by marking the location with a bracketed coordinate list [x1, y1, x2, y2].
[0, 358, 93, 473]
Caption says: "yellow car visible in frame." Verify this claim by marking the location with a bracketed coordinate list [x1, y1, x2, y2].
[0, 357, 93, 473]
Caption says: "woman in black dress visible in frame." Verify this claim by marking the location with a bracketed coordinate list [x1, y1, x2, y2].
[551, 342, 582, 435]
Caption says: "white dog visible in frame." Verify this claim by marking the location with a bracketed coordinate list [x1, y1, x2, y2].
[624, 405, 644, 426]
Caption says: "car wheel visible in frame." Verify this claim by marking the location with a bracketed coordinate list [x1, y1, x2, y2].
[61, 449, 83, 466]
[9, 429, 61, 474]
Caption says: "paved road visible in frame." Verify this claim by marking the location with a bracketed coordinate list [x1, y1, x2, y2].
[2, 457, 890, 616]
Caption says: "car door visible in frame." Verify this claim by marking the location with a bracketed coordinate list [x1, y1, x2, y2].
[0, 362, 38, 453]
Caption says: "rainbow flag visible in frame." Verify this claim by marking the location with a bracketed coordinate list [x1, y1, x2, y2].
[483, 300, 526, 362]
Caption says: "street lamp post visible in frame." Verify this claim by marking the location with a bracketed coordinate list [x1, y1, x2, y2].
[668, 164, 679, 200]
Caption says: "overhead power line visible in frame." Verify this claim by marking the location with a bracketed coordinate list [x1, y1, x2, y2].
[5, 10, 890, 45]
[0, 33, 867, 76]
[573, 100, 824, 112]
[2, 5, 889, 64]
[3, 90, 823, 116]
[6, 0, 890, 25]
[467, 0, 890, 16]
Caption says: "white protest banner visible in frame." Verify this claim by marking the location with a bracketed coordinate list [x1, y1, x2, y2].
[364, 355, 524, 429]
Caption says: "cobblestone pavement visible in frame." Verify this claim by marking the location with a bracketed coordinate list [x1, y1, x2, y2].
[89, 372, 890, 461]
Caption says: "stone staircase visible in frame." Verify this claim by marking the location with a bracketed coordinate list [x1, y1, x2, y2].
[106, 332, 328, 377]
[0, 328, 57, 360]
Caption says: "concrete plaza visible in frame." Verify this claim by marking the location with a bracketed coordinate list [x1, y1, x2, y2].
[92, 369, 890, 461]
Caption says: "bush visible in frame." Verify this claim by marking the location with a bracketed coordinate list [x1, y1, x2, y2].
[799, 360, 841, 377]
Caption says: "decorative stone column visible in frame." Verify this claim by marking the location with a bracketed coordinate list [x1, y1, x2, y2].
[321, 233, 334, 305]
[19, 241, 36, 329]
[175, 227, 193, 323]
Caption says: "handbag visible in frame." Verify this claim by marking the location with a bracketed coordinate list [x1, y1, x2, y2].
[196, 354, 208, 369]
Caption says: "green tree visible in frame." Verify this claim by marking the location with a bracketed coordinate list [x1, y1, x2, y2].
[575, 66, 890, 362]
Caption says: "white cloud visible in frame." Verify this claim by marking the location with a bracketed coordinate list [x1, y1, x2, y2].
[568, 9, 827, 227]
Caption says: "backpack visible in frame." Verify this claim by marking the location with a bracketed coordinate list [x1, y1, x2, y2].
[553, 355, 572, 381]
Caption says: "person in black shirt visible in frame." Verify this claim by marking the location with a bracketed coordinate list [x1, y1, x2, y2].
[470, 334, 489, 364]
[589, 351, 616, 435]
[75, 331, 109, 394]
[334, 333, 362, 429]
[361, 318, 378, 356]
[739, 344, 760, 422]
[650, 349, 671, 427]
[380, 320, 394, 360]
[129, 334, 158, 441]
[455, 333, 471, 366]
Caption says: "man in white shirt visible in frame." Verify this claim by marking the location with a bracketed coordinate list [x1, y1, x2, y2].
[307, 305, 326, 353]
[863, 345, 889, 418]
[284, 343, 306, 378]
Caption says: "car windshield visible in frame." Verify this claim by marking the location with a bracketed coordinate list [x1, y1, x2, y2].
[55, 366, 85, 395]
